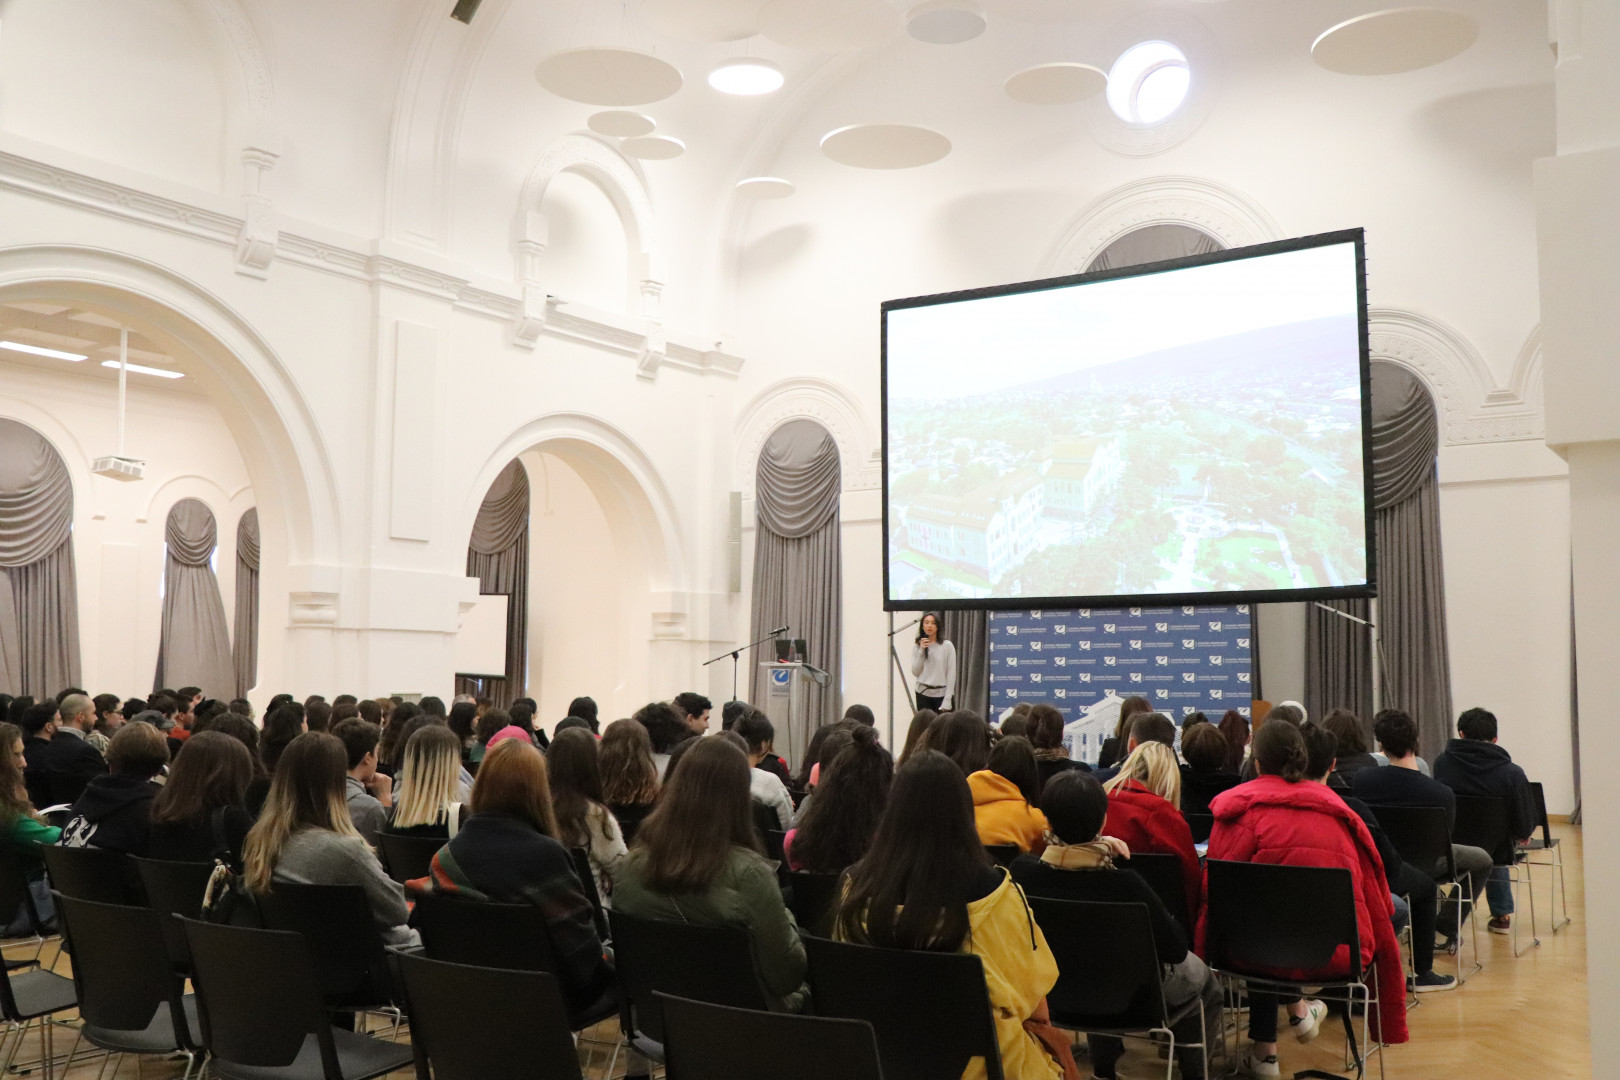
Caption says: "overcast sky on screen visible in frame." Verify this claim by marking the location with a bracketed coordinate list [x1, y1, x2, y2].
[885, 242, 1359, 401]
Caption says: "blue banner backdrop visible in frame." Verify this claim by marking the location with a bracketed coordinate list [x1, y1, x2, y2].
[988, 604, 1254, 763]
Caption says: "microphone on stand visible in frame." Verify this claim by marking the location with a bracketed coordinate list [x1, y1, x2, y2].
[770, 625, 790, 635]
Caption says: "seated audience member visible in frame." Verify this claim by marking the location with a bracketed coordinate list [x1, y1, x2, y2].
[784, 723, 892, 873]
[21, 698, 106, 808]
[794, 724, 836, 794]
[416, 738, 613, 1015]
[505, 700, 545, 749]
[1013, 771, 1220, 1080]
[897, 708, 937, 766]
[998, 713, 1030, 739]
[615, 737, 809, 1012]
[720, 700, 748, 732]
[0, 722, 62, 934]
[209, 713, 270, 815]
[332, 719, 391, 845]
[1028, 704, 1087, 789]
[303, 700, 333, 735]
[565, 696, 599, 736]
[1240, 703, 1303, 780]
[843, 703, 876, 728]
[387, 725, 467, 838]
[1094, 709, 1178, 785]
[970, 735, 1050, 854]
[1205, 721, 1407, 1077]
[599, 718, 660, 843]
[374, 701, 420, 776]
[634, 701, 695, 779]
[447, 700, 479, 755]
[833, 751, 1072, 1080]
[793, 723, 858, 824]
[672, 692, 713, 736]
[1433, 707, 1536, 935]
[737, 708, 792, 787]
[149, 732, 257, 865]
[419, 696, 447, 719]
[548, 728, 628, 901]
[61, 722, 169, 855]
[243, 732, 415, 947]
[1102, 737, 1203, 925]
[928, 710, 993, 777]
[1321, 709, 1378, 784]
[1097, 695, 1153, 770]
[1180, 722, 1241, 816]
[1353, 709, 1492, 944]
[260, 703, 308, 774]
[330, 701, 360, 725]
[734, 710, 795, 829]
[229, 698, 255, 718]
[466, 707, 511, 767]
[90, 694, 124, 755]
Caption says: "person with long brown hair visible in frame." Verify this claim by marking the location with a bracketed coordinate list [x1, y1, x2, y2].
[897, 708, 937, 766]
[414, 739, 613, 1018]
[0, 721, 61, 935]
[784, 723, 891, 873]
[241, 732, 415, 946]
[613, 737, 808, 1012]
[149, 732, 256, 865]
[547, 728, 628, 901]
[1097, 695, 1152, 769]
[598, 718, 659, 843]
[1217, 709, 1250, 775]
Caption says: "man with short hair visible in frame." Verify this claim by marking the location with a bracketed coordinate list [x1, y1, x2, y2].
[333, 719, 391, 844]
[176, 687, 203, 711]
[228, 698, 253, 717]
[1093, 712, 1177, 784]
[22, 697, 107, 807]
[843, 703, 876, 727]
[1433, 707, 1536, 935]
[673, 692, 713, 736]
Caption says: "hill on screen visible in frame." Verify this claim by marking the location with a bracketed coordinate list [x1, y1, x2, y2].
[1001, 314, 1358, 397]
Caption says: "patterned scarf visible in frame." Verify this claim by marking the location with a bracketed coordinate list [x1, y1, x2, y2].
[1039, 836, 1117, 870]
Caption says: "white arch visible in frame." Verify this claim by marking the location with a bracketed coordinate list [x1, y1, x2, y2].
[515, 134, 658, 277]
[1369, 309, 1545, 445]
[732, 376, 877, 497]
[184, 0, 278, 151]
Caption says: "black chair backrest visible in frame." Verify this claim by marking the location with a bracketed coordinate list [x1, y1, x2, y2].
[55, 893, 185, 1039]
[1205, 860, 1359, 978]
[376, 832, 441, 885]
[41, 844, 139, 905]
[607, 908, 768, 1044]
[411, 891, 560, 973]
[804, 935, 1004, 1080]
[570, 847, 611, 941]
[659, 991, 884, 1080]
[1528, 782, 1553, 846]
[751, 800, 780, 845]
[984, 844, 1020, 869]
[257, 881, 395, 1007]
[23, 771, 52, 814]
[131, 858, 215, 971]
[1183, 812, 1214, 844]
[763, 829, 787, 864]
[1117, 852, 1190, 934]
[1369, 804, 1453, 881]
[0, 846, 48, 938]
[785, 870, 840, 937]
[397, 951, 582, 1080]
[180, 918, 336, 1073]
[1029, 897, 1165, 1030]
[1452, 795, 1512, 864]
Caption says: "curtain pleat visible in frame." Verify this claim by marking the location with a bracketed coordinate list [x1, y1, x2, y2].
[943, 610, 989, 715]
[750, 420, 843, 760]
[466, 460, 529, 706]
[0, 418, 81, 696]
[234, 508, 260, 699]
[154, 499, 235, 698]
[1305, 598, 1372, 724]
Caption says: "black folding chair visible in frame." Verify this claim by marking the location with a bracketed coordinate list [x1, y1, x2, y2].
[1183, 812, 1215, 845]
[1369, 804, 1479, 982]
[607, 908, 769, 1064]
[784, 870, 840, 937]
[131, 858, 215, 975]
[1118, 852, 1191, 937]
[751, 800, 782, 846]
[805, 935, 1004, 1080]
[0, 846, 51, 969]
[1453, 795, 1538, 956]
[1204, 860, 1382, 1080]
[257, 882, 404, 1029]
[40, 844, 140, 905]
[1030, 896, 1208, 1080]
[0, 856, 76, 1080]
[395, 951, 582, 1080]
[762, 829, 787, 864]
[659, 991, 885, 1080]
[570, 847, 611, 941]
[376, 833, 441, 886]
[984, 844, 1020, 869]
[1516, 782, 1569, 933]
[53, 893, 201, 1079]
[180, 918, 413, 1080]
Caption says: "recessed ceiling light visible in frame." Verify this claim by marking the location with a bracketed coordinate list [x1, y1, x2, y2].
[101, 360, 183, 379]
[708, 57, 785, 95]
[0, 340, 86, 361]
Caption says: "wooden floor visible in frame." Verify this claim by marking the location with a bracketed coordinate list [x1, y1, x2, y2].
[4, 824, 1589, 1080]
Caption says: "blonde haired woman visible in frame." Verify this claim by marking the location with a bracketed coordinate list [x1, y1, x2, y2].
[1102, 737, 1203, 928]
[387, 725, 466, 838]
[241, 732, 416, 946]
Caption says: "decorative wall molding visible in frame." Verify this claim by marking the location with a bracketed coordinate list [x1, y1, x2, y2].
[289, 590, 339, 627]
[1044, 175, 1283, 276]
[1369, 309, 1545, 445]
[733, 376, 879, 497]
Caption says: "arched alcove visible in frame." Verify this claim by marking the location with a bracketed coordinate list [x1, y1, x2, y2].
[538, 170, 635, 314]
[0, 417, 80, 696]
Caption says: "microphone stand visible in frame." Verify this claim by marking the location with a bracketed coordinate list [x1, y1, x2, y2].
[887, 616, 920, 741]
[1313, 601, 1390, 713]
[704, 627, 789, 704]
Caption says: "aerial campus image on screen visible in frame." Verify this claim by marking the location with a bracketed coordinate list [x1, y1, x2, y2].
[885, 242, 1368, 603]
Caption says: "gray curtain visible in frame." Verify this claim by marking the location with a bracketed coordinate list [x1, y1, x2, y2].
[466, 460, 529, 707]
[1087, 223, 1223, 273]
[1305, 598, 1372, 724]
[750, 420, 842, 739]
[233, 508, 260, 699]
[154, 499, 235, 698]
[1306, 362, 1453, 756]
[942, 610, 989, 715]
[0, 418, 81, 696]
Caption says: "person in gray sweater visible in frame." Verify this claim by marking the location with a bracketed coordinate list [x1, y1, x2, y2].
[242, 731, 417, 948]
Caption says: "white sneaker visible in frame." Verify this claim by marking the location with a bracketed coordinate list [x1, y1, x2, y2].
[1290, 998, 1329, 1043]
[1236, 1047, 1281, 1077]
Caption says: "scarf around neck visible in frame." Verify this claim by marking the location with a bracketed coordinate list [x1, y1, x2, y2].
[1039, 837, 1116, 870]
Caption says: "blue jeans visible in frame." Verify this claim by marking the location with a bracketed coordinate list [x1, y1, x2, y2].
[1486, 866, 1514, 916]
[1390, 892, 1410, 933]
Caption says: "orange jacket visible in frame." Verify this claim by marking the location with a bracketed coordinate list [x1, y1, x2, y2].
[968, 771, 1049, 854]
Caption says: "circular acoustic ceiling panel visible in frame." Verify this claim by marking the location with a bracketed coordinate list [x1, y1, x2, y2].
[640, 0, 769, 42]
[623, 134, 687, 160]
[587, 110, 657, 137]
[736, 176, 797, 198]
[1311, 8, 1479, 75]
[907, 0, 986, 44]
[981, 0, 1089, 24]
[820, 123, 951, 168]
[1004, 61, 1107, 104]
[535, 48, 684, 106]
[761, 0, 904, 51]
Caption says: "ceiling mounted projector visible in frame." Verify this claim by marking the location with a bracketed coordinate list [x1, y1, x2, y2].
[92, 456, 145, 482]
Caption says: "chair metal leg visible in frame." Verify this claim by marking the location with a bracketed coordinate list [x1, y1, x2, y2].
[1553, 843, 1572, 931]
[1511, 864, 1540, 957]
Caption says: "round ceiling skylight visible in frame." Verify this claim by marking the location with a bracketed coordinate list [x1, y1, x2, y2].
[708, 57, 785, 95]
[1105, 40, 1191, 125]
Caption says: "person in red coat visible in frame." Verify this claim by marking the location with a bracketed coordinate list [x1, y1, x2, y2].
[1198, 721, 1408, 1078]
[1101, 739, 1203, 931]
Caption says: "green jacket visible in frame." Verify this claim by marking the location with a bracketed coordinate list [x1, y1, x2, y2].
[613, 844, 808, 1012]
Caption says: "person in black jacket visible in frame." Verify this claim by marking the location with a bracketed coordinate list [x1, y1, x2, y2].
[20, 699, 106, 808]
[1433, 707, 1536, 935]
[1179, 722, 1241, 815]
[1012, 770, 1220, 1080]
[148, 732, 256, 866]
[60, 722, 169, 855]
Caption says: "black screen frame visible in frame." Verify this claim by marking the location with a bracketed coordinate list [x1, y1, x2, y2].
[880, 228, 1377, 613]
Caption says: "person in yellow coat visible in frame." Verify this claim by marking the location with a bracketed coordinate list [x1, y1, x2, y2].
[968, 736, 1051, 854]
[833, 750, 1073, 1080]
